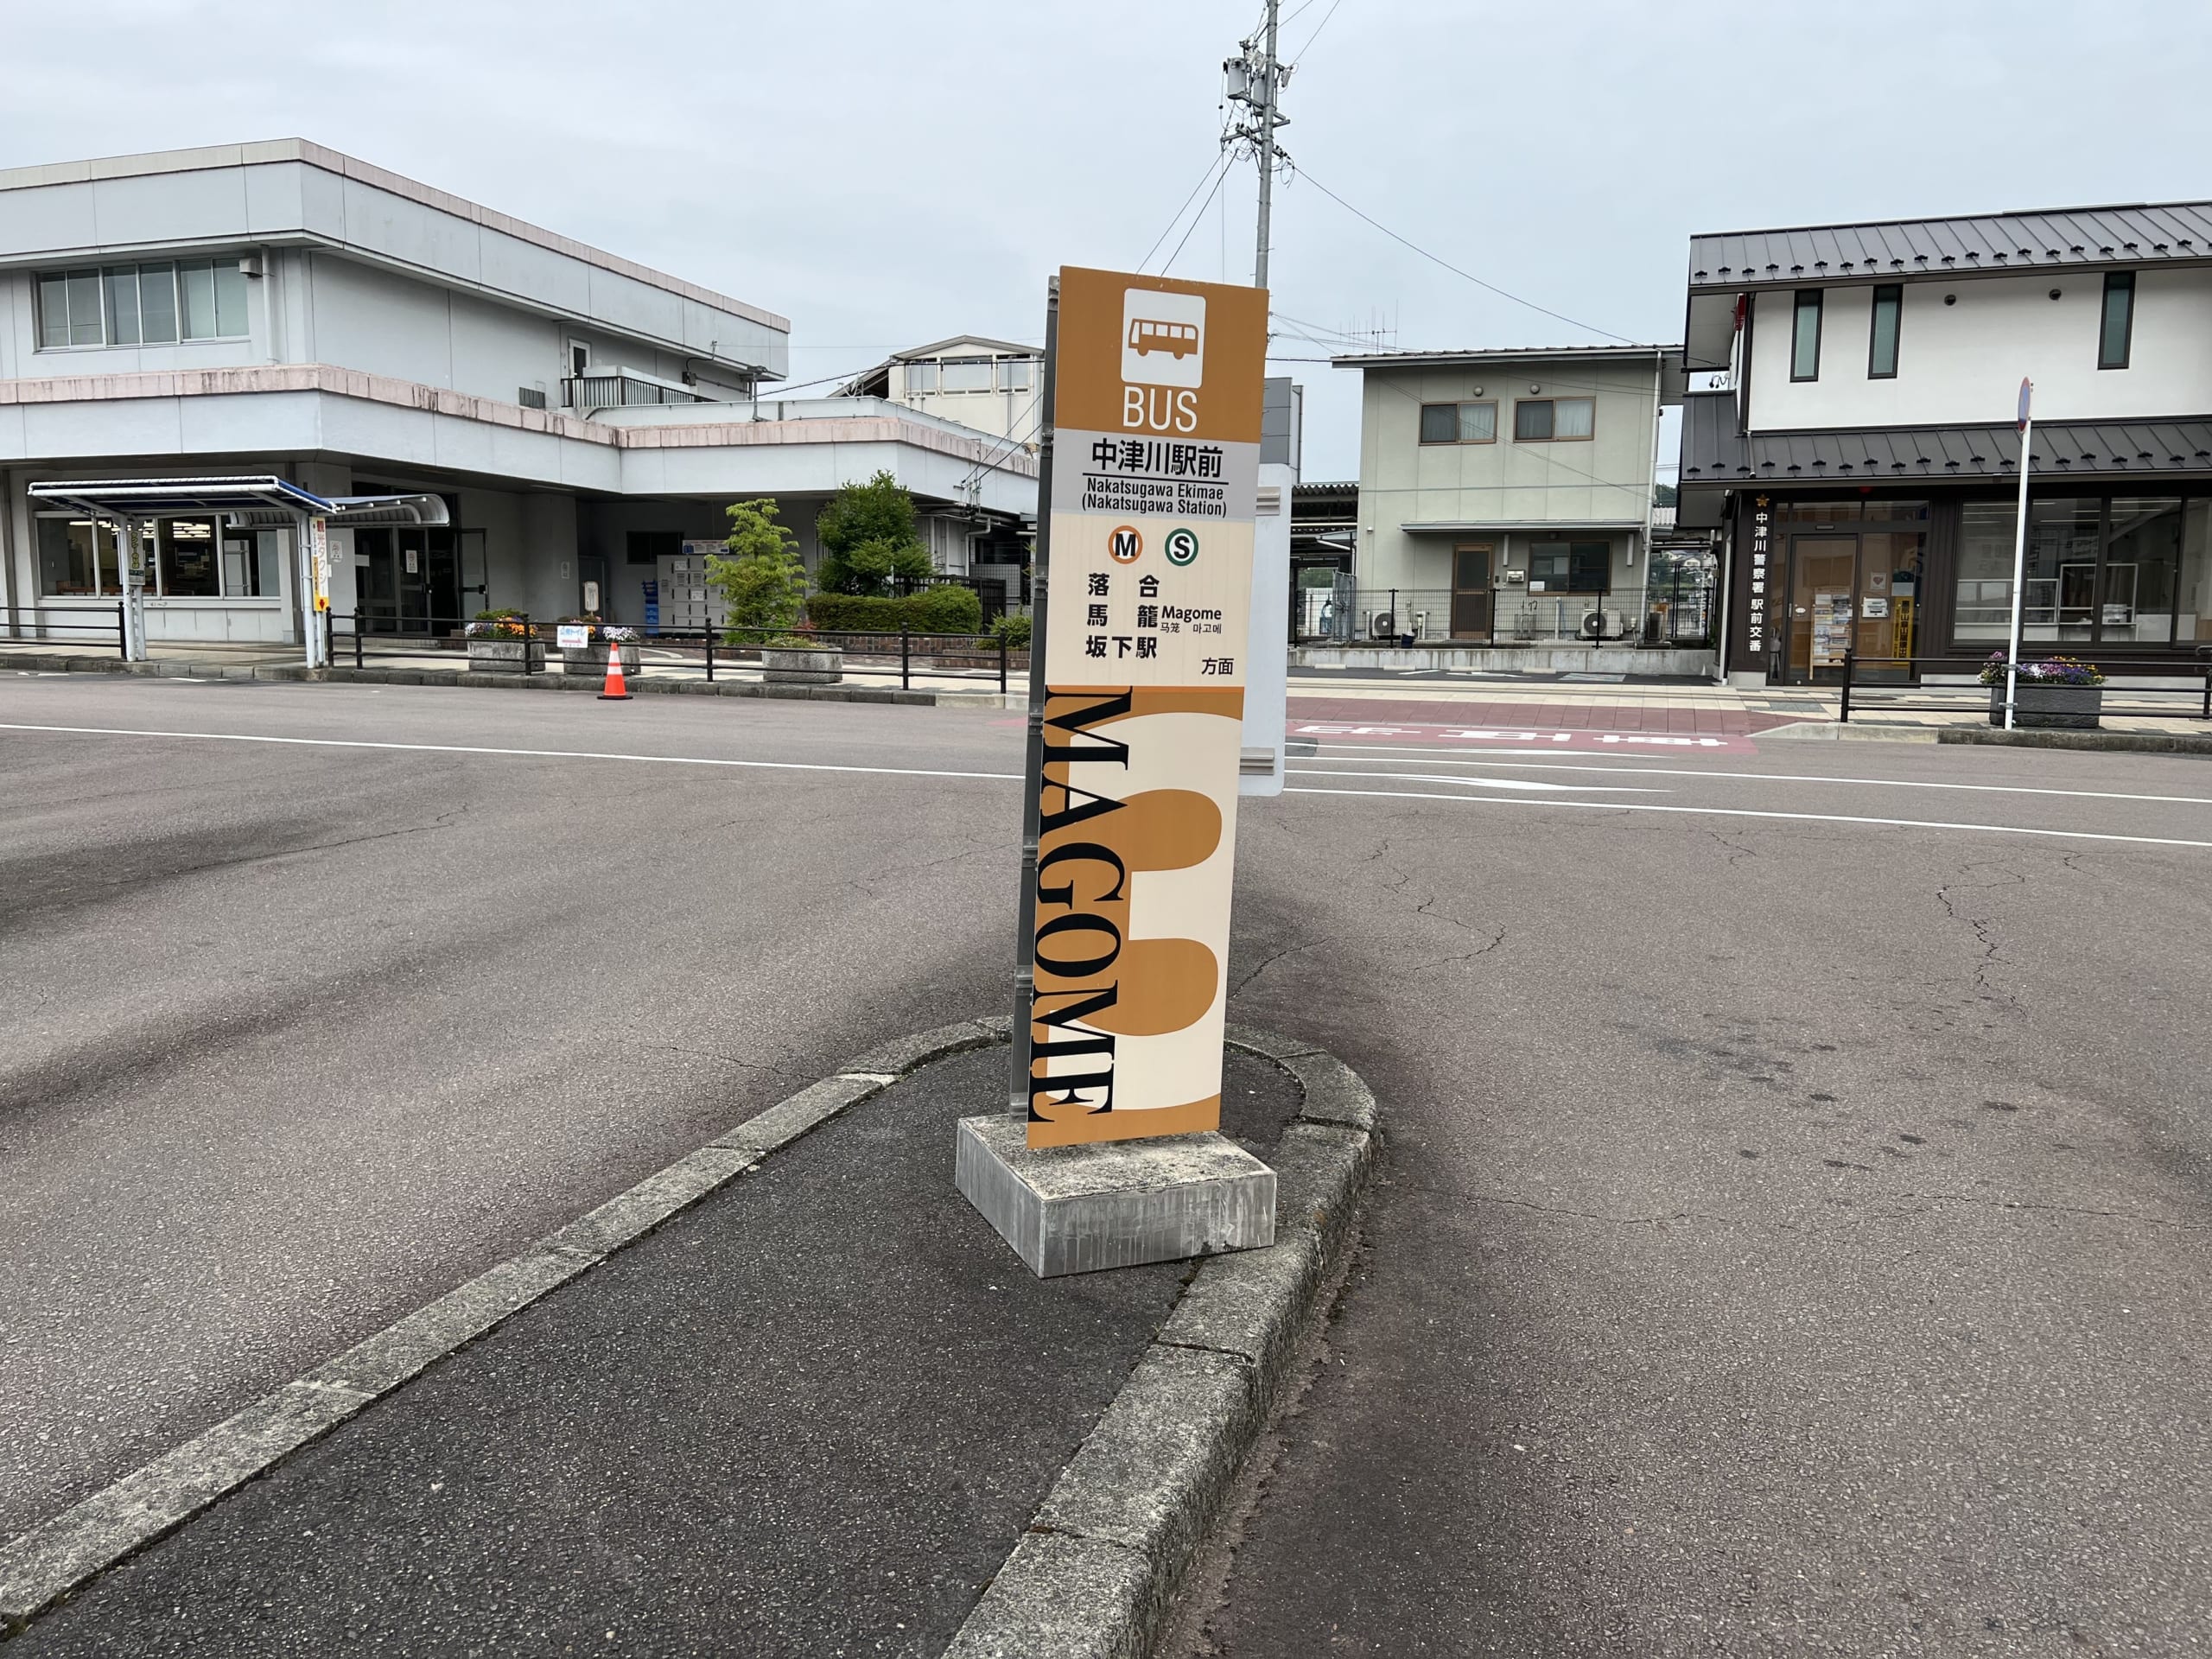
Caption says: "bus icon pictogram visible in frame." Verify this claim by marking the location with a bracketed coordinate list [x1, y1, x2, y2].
[1120, 289, 1206, 389]
[1128, 319, 1199, 359]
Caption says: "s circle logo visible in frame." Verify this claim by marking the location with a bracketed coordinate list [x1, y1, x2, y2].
[1164, 527, 1199, 567]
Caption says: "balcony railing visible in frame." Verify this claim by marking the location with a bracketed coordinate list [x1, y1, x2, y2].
[562, 372, 713, 412]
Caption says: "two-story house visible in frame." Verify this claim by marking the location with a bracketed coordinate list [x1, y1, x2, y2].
[1676, 200, 2212, 685]
[839, 335, 1043, 450]
[1330, 346, 1685, 653]
[0, 141, 1036, 651]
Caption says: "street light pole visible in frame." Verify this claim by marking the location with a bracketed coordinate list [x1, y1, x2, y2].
[2005, 378, 2033, 732]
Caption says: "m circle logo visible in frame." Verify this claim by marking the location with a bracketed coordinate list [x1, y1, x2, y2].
[1107, 525, 1143, 564]
[1164, 527, 1199, 567]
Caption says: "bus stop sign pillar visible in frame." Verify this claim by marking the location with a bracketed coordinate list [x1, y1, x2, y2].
[114, 515, 147, 661]
[294, 512, 331, 668]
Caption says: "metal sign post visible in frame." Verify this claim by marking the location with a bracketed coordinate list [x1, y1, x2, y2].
[2004, 378, 2033, 731]
[1008, 279, 1061, 1113]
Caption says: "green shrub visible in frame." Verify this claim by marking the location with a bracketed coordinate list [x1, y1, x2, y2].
[986, 613, 1033, 648]
[906, 585, 983, 634]
[709, 498, 808, 642]
[805, 588, 984, 635]
[805, 593, 907, 632]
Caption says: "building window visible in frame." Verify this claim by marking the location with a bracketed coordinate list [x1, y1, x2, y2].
[2099, 271, 2134, 369]
[37, 260, 248, 349]
[1513, 397, 1593, 442]
[157, 518, 220, 598]
[904, 361, 938, 396]
[1868, 285, 1901, 378]
[1527, 540, 1611, 592]
[627, 530, 682, 566]
[940, 358, 993, 392]
[1791, 289, 1822, 381]
[1419, 401, 1497, 443]
[35, 518, 116, 596]
[35, 515, 273, 598]
[998, 359, 1033, 392]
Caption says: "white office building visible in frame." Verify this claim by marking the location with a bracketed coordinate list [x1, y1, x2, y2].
[0, 141, 1036, 649]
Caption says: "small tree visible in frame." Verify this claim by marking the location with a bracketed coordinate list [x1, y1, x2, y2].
[707, 498, 807, 642]
[817, 470, 931, 595]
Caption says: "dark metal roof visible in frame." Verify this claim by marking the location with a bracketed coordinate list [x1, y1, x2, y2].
[1688, 202, 2212, 291]
[1678, 392, 2212, 490]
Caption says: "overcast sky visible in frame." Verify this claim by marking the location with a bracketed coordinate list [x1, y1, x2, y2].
[6, 1, 2208, 479]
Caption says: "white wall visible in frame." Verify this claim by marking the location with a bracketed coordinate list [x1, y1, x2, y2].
[0, 146, 789, 382]
[1748, 268, 2212, 431]
[1357, 357, 1661, 593]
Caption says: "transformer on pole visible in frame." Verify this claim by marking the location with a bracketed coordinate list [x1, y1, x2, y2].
[1223, 1, 1291, 291]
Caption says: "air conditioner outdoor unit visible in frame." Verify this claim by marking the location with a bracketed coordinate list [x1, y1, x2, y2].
[1370, 610, 1396, 640]
[1580, 609, 1628, 640]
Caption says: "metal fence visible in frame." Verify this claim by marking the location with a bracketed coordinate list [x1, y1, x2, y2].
[1294, 580, 1715, 648]
[1838, 652, 2212, 723]
[4, 602, 127, 657]
[322, 613, 1020, 694]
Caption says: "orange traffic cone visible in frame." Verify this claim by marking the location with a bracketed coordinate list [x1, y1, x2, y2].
[597, 640, 632, 701]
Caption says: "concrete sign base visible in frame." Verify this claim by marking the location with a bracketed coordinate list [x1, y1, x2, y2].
[955, 1115, 1277, 1279]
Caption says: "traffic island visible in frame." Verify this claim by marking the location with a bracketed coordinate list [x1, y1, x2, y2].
[0, 1020, 1376, 1659]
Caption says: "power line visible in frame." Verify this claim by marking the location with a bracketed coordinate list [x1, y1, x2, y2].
[1162, 160, 1235, 276]
[1139, 153, 1230, 273]
[1290, 0, 1347, 59]
[1295, 167, 1636, 343]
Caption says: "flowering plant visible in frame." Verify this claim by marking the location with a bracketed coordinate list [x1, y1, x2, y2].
[553, 614, 639, 645]
[467, 610, 536, 641]
[1980, 651, 2105, 687]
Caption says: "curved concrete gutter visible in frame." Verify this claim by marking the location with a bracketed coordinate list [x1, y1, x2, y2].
[944, 1024, 1379, 1659]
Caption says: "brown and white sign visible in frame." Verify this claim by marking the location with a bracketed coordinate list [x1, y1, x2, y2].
[1022, 267, 1269, 1149]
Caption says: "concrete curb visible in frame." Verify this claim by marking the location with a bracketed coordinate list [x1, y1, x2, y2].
[944, 1029, 1378, 1659]
[2, 650, 1024, 709]
[1762, 721, 1941, 743]
[1939, 725, 2212, 757]
[0, 1018, 997, 1637]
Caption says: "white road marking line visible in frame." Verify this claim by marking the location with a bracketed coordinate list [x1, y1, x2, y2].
[1302, 745, 2212, 805]
[0, 722, 1021, 783]
[1283, 767, 1662, 794]
[1284, 783, 2212, 850]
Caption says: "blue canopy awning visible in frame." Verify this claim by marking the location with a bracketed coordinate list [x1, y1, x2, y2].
[26, 475, 450, 527]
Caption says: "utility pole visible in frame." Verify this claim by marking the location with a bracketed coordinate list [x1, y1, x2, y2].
[1224, 2, 1290, 289]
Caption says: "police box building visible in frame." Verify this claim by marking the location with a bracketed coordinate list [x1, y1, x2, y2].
[1676, 200, 2212, 684]
[0, 141, 1035, 653]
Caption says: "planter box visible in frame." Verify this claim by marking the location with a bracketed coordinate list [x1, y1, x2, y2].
[467, 638, 545, 673]
[1989, 683, 2103, 729]
[761, 645, 844, 685]
[560, 642, 642, 678]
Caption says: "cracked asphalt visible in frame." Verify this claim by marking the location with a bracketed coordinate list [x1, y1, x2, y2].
[1193, 739, 2212, 1657]
[4, 675, 2210, 1655]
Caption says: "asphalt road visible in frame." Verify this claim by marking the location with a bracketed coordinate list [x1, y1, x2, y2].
[4, 673, 2210, 1653]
